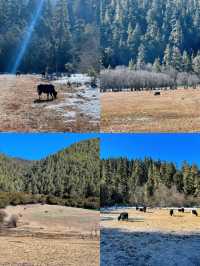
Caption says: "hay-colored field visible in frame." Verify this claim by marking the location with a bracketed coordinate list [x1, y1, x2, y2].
[0, 74, 99, 132]
[101, 208, 200, 233]
[101, 208, 200, 266]
[101, 89, 200, 132]
[0, 204, 99, 266]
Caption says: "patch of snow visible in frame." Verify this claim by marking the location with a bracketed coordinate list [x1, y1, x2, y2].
[54, 74, 92, 85]
[43, 85, 100, 123]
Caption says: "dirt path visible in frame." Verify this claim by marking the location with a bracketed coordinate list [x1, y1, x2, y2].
[0, 75, 99, 132]
[101, 89, 200, 132]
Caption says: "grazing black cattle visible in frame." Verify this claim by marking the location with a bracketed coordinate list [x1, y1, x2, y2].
[192, 210, 198, 216]
[41, 71, 46, 78]
[118, 212, 128, 221]
[37, 84, 57, 100]
[154, 91, 161, 96]
[16, 71, 21, 77]
[67, 81, 71, 87]
[170, 209, 174, 216]
[91, 82, 97, 88]
[178, 208, 184, 213]
[139, 207, 146, 212]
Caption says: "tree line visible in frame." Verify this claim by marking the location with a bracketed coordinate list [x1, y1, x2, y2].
[101, 0, 200, 72]
[100, 66, 200, 92]
[0, 0, 99, 73]
[101, 157, 200, 207]
[0, 139, 100, 209]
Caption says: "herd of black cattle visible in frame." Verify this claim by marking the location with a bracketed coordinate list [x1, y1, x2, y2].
[169, 208, 198, 217]
[118, 207, 199, 221]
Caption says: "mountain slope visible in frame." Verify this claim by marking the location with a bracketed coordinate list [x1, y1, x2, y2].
[0, 139, 100, 208]
[101, 0, 200, 68]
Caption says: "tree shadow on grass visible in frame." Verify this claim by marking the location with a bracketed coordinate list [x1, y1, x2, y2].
[101, 228, 200, 266]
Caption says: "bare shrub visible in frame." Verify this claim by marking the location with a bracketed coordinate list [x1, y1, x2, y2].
[7, 214, 18, 228]
[153, 185, 185, 207]
[100, 67, 175, 91]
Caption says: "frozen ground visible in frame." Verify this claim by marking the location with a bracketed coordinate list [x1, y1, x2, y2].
[101, 208, 200, 266]
[101, 229, 200, 266]
[46, 84, 100, 124]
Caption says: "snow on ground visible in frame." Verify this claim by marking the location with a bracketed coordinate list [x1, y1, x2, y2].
[45, 74, 100, 124]
[101, 229, 200, 266]
[54, 74, 92, 85]
[101, 207, 200, 266]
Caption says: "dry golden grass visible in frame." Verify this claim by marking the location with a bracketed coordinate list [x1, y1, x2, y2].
[101, 88, 200, 132]
[0, 74, 99, 132]
[0, 205, 99, 266]
[101, 208, 200, 233]
[0, 237, 98, 266]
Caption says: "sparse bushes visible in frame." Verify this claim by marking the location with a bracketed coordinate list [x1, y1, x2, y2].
[0, 192, 46, 207]
[46, 195, 63, 205]
[83, 197, 99, 210]
[0, 192, 99, 211]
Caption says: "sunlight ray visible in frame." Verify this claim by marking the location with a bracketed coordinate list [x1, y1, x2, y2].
[11, 0, 45, 74]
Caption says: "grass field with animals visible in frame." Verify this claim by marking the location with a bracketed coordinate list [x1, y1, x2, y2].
[0, 204, 99, 266]
[101, 207, 200, 266]
[101, 88, 200, 132]
[0, 74, 99, 132]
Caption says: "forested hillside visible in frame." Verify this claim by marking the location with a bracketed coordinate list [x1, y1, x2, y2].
[0, 0, 99, 73]
[0, 139, 100, 209]
[101, 157, 200, 207]
[101, 0, 200, 72]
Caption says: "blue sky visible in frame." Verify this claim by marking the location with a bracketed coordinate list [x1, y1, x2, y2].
[100, 134, 200, 167]
[0, 133, 98, 160]
[0, 133, 199, 166]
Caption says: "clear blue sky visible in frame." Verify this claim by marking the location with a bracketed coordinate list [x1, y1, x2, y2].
[0, 133, 199, 166]
[100, 133, 200, 167]
[0, 133, 99, 160]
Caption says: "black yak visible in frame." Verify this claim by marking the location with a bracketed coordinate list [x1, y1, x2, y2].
[41, 71, 46, 78]
[16, 71, 21, 77]
[139, 207, 146, 212]
[154, 91, 161, 96]
[178, 208, 184, 213]
[192, 210, 198, 216]
[37, 84, 57, 100]
[118, 212, 128, 221]
[170, 209, 174, 216]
